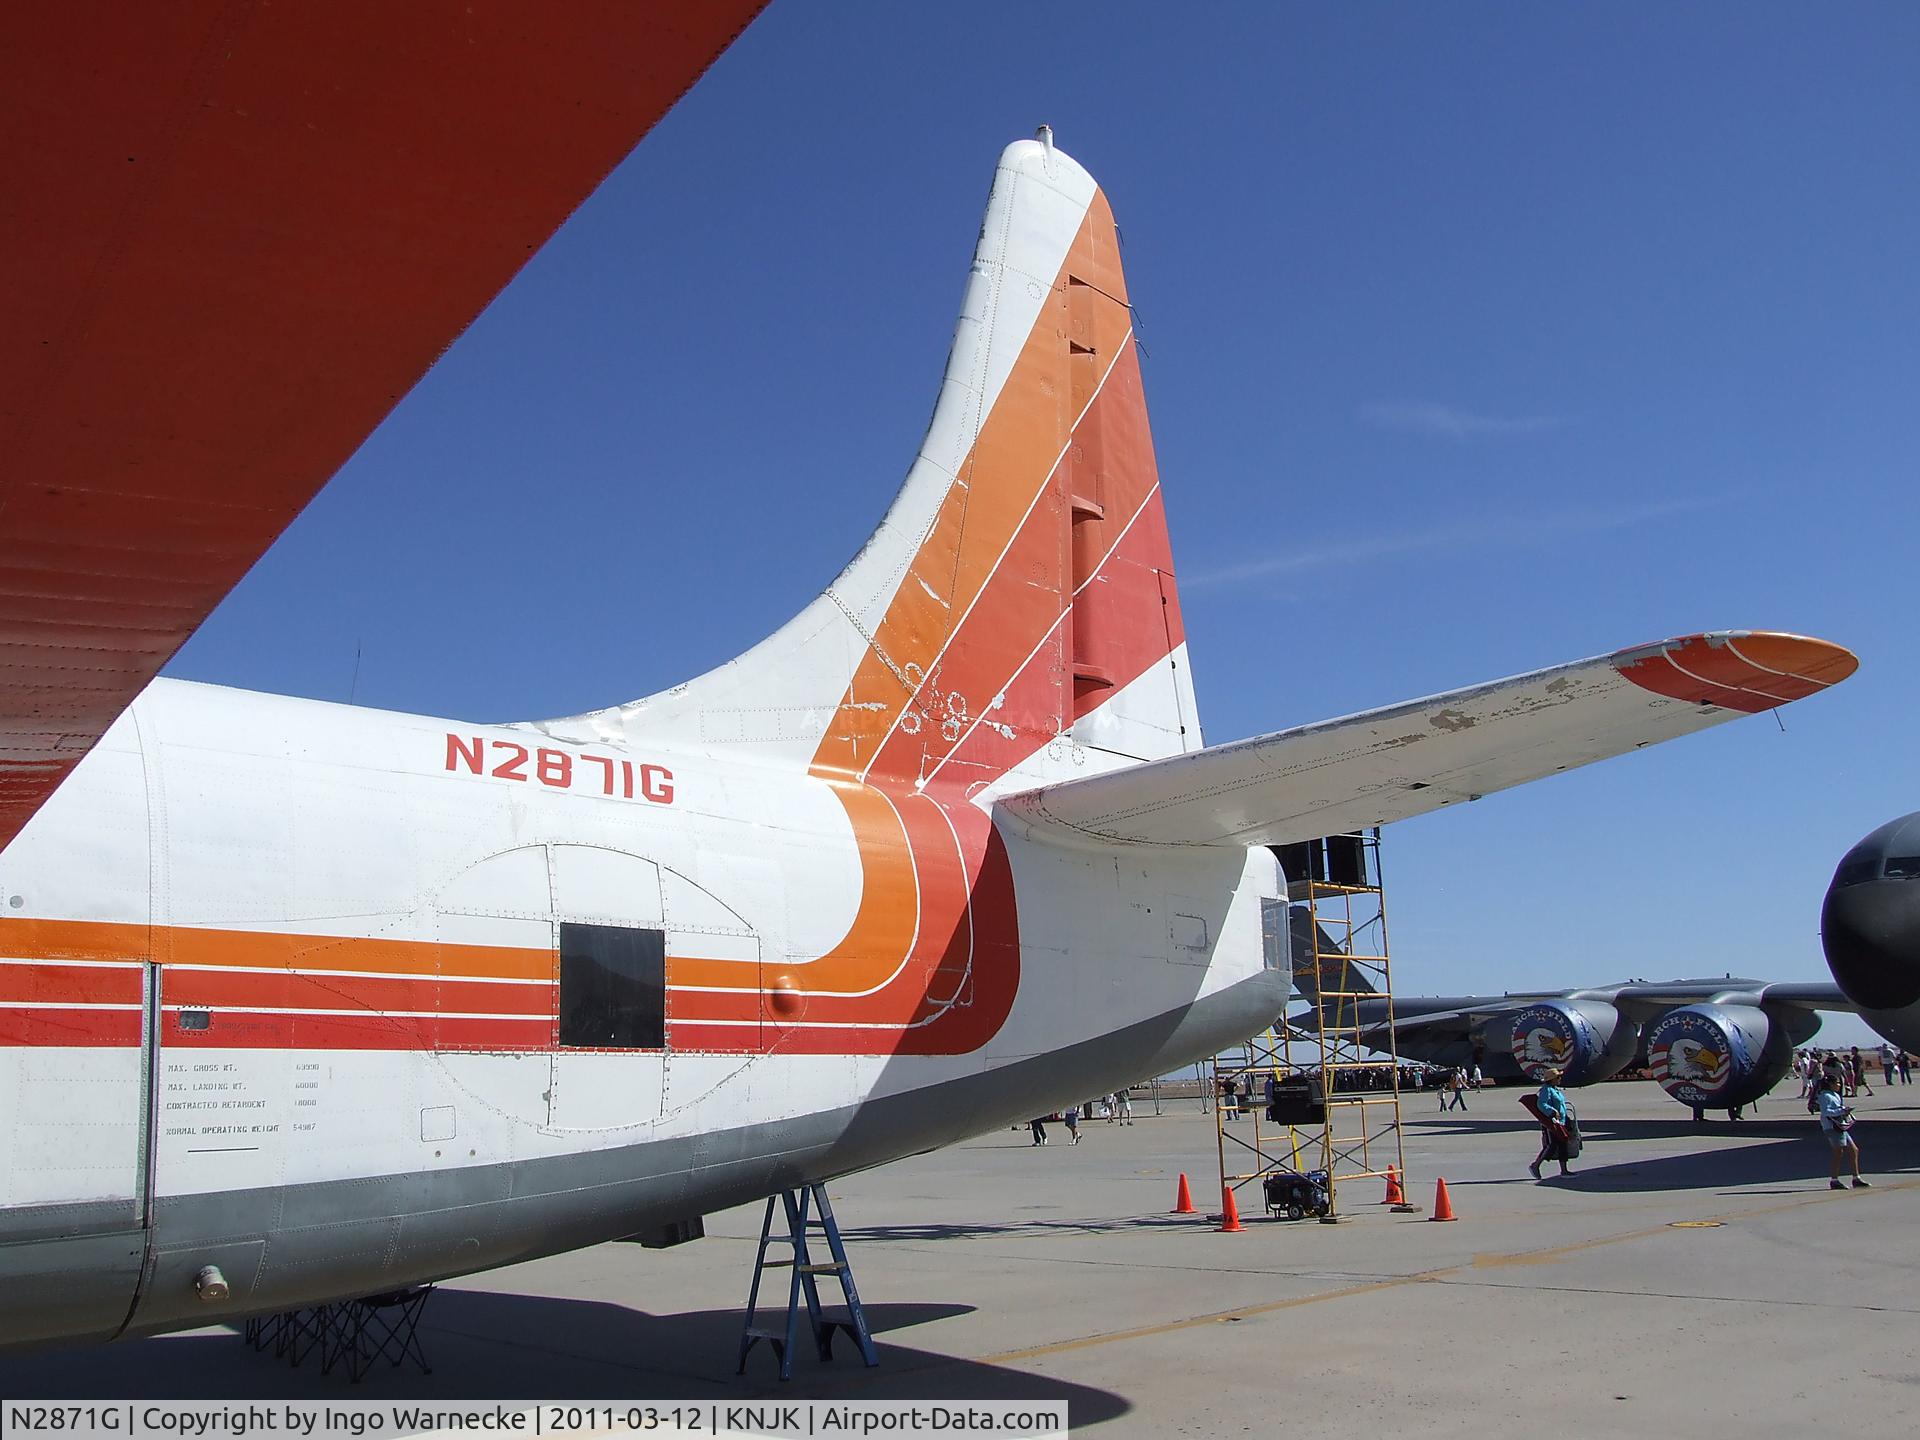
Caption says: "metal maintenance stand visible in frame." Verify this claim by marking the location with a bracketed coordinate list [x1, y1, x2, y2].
[737, 1184, 878, 1382]
[243, 1284, 434, 1382]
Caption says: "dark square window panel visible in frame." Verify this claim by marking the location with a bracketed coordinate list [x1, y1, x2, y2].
[558, 922, 666, 1050]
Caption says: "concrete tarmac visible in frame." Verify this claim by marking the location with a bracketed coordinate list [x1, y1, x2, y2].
[6, 1080, 1916, 1436]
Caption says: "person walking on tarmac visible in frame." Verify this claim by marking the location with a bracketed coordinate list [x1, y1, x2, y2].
[1850, 1045, 1875, 1097]
[1446, 1066, 1470, 1112]
[1810, 1072, 1869, 1190]
[1063, 1104, 1082, 1144]
[1526, 1067, 1576, 1180]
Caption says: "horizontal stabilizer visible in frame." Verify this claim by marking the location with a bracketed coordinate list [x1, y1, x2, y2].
[999, 632, 1855, 848]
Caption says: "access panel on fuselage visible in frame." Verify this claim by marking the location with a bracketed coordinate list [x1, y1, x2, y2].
[0, 737, 154, 1346]
[545, 845, 668, 1131]
[0, 961, 154, 1346]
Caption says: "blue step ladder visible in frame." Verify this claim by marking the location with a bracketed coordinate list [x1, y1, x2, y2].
[736, 1184, 879, 1382]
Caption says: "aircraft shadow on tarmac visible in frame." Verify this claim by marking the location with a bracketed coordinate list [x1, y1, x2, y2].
[0, 1293, 1129, 1419]
[1426, 1115, 1857, 1140]
[837, 1213, 1203, 1244]
[1425, 1112, 1920, 1193]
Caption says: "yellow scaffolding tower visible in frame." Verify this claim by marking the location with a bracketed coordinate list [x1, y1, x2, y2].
[1210, 1012, 1300, 1220]
[1212, 831, 1417, 1222]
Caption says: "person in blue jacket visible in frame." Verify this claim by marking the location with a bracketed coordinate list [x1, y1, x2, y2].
[1811, 1073, 1869, 1190]
[1528, 1067, 1575, 1180]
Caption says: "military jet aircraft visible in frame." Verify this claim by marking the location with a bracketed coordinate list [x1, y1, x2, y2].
[1822, 811, 1920, 1050]
[1288, 899, 1857, 1116]
[1301, 811, 1920, 1113]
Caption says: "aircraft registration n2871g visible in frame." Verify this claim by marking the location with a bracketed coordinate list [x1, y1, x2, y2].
[0, 131, 1858, 1348]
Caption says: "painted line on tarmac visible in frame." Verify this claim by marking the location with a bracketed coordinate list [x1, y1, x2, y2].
[976, 1177, 1919, 1364]
[979, 1269, 1452, 1363]
[1469, 1175, 1920, 1268]
[1433, 1278, 1920, 1315]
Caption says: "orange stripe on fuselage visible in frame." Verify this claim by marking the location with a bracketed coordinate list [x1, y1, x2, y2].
[0, 915, 549, 982]
[668, 781, 918, 998]
[0, 916, 563, 1049]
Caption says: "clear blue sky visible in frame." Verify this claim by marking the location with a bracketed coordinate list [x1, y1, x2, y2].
[169, 4, 1920, 1041]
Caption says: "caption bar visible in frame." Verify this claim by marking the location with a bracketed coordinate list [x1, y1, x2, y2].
[2, 1404, 1066, 1440]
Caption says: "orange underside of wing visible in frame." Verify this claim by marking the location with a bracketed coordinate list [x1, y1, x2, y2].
[0, 0, 766, 851]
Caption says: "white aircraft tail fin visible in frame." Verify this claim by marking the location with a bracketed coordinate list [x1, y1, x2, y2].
[537, 135, 1197, 790]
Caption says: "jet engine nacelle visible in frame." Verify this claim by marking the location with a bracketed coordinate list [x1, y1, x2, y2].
[1646, 1003, 1795, 1111]
[1506, 999, 1638, 1085]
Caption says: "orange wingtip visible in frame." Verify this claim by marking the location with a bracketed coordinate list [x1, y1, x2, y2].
[1611, 632, 1858, 713]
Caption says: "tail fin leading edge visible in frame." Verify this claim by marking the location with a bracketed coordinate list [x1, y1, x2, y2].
[540, 136, 1196, 792]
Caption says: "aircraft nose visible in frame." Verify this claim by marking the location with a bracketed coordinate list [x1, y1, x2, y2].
[1822, 877, 1920, 1011]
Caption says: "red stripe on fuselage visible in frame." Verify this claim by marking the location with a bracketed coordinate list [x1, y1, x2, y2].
[0, 961, 143, 1006]
[158, 1008, 553, 1052]
[163, 968, 557, 1018]
[0, 1007, 143, 1046]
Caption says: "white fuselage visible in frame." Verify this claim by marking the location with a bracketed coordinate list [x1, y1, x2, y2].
[0, 677, 1285, 1345]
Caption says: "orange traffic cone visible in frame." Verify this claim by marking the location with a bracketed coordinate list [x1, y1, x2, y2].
[1429, 1177, 1457, 1221]
[1219, 1185, 1245, 1232]
[1383, 1167, 1404, 1205]
[1172, 1173, 1197, 1214]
